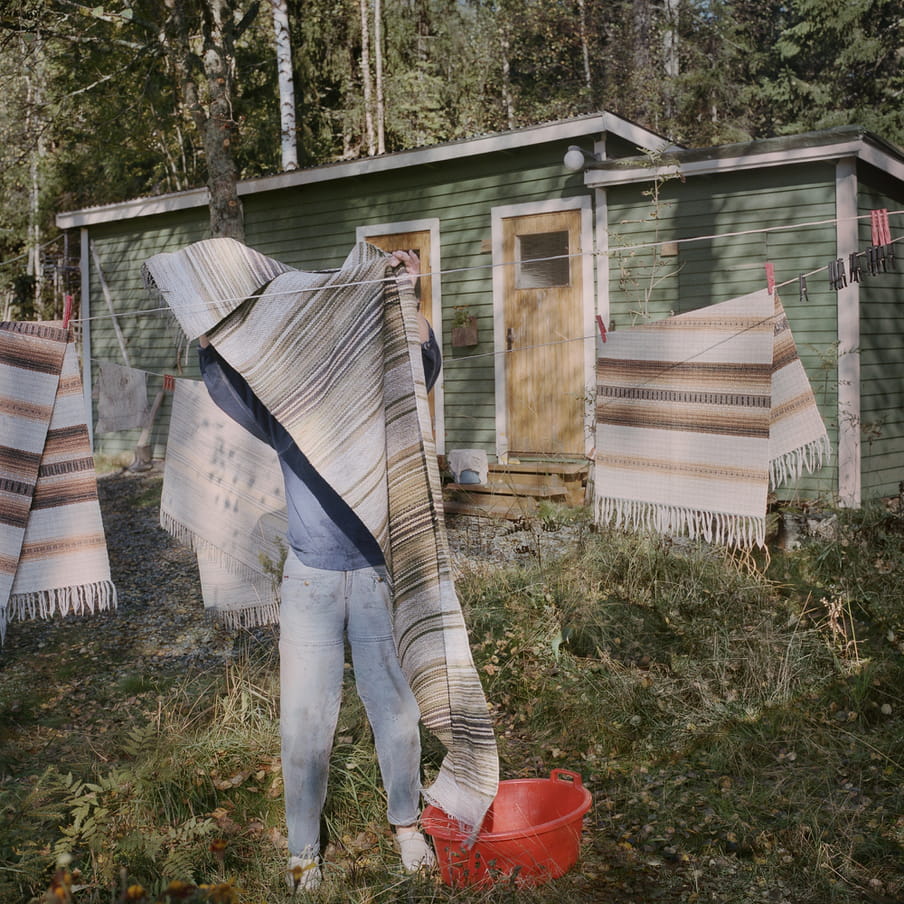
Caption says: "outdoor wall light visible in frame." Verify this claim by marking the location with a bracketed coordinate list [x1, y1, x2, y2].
[563, 145, 600, 172]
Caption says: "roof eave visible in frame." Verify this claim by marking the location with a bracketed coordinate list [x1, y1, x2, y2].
[56, 112, 674, 230]
[583, 130, 904, 188]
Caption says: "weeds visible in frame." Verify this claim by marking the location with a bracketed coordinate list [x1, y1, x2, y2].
[2, 485, 903, 903]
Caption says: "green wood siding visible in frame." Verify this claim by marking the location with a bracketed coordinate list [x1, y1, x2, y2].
[87, 138, 595, 461]
[76, 131, 904, 509]
[87, 212, 208, 458]
[857, 165, 904, 501]
[240, 141, 594, 457]
[604, 162, 840, 500]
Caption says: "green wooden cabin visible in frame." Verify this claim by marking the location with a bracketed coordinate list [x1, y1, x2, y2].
[56, 116, 904, 506]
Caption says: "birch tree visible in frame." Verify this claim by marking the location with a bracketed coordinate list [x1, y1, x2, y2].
[271, 0, 298, 171]
[373, 0, 386, 154]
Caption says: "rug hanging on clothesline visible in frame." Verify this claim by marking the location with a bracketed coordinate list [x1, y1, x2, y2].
[593, 290, 831, 548]
[0, 322, 117, 643]
[94, 360, 150, 434]
[144, 237, 499, 837]
[161, 377, 288, 629]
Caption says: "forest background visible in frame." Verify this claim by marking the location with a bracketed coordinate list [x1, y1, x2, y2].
[0, 0, 902, 317]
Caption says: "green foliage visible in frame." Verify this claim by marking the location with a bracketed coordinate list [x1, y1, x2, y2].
[3, 480, 904, 901]
[2, 0, 903, 285]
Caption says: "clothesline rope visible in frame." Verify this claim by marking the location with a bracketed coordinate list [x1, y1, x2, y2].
[87, 306, 797, 421]
[0, 234, 66, 269]
[71, 207, 904, 327]
[85, 237, 902, 384]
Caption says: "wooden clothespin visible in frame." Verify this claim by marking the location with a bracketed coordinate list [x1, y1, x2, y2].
[798, 274, 809, 303]
[848, 252, 863, 283]
[764, 262, 776, 295]
[595, 314, 607, 343]
[62, 294, 73, 330]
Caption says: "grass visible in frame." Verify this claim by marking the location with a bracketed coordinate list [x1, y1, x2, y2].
[1, 478, 903, 903]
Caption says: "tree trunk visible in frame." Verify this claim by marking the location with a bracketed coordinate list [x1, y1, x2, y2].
[577, 0, 593, 99]
[500, 32, 515, 130]
[25, 32, 46, 315]
[663, 0, 679, 118]
[271, 0, 298, 171]
[164, 0, 244, 240]
[373, 0, 385, 154]
[359, 0, 376, 156]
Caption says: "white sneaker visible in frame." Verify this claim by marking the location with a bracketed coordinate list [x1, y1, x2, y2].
[286, 855, 322, 892]
[395, 828, 436, 872]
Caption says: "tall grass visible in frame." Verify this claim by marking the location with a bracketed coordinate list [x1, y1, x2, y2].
[2, 501, 903, 902]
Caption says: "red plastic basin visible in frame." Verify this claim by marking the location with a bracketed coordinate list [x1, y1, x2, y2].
[422, 769, 592, 887]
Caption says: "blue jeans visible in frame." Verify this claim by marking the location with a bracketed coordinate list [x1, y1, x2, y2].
[279, 554, 423, 857]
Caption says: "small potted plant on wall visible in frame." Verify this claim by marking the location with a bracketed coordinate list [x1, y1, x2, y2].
[451, 305, 478, 347]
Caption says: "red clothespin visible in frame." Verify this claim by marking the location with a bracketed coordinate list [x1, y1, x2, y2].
[879, 209, 892, 246]
[871, 209, 892, 247]
[595, 314, 607, 343]
[764, 262, 776, 295]
[62, 294, 73, 330]
[163, 374, 175, 392]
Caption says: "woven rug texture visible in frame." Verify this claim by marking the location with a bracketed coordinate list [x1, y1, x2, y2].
[594, 290, 830, 547]
[145, 238, 499, 833]
[0, 322, 116, 642]
[94, 360, 150, 434]
[161, 377, 287, 628]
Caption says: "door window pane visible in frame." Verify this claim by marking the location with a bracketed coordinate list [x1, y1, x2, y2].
[516, 231, 570, 288]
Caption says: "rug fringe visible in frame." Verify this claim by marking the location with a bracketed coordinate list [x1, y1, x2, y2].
[160, 511, 272, 585]
[596, 497, 766, 548]
[8, 580, 118, 624]
[207, 601, 280, 630]
[770, 434, 832, 489]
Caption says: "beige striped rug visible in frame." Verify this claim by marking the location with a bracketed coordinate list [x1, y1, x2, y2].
[0, 322, 116, 643]
[145, 239, 499, 834]
[594, 290, 830, 548]
[161, 377, 287, 628]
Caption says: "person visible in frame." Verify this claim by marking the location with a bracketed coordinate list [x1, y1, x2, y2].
[197, 250, 439, 891]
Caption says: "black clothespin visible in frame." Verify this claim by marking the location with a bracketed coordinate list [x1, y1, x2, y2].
[867, 245, 880, 276]
[848, 252, 862, 283]
[828, 259, 847, 290]
[799, 274, 809, 303]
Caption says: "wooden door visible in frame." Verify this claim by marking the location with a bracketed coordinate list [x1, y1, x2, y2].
[363, 230, 437, 429]
[501, 209, 585, 456]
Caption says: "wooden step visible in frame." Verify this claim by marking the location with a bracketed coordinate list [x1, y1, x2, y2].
[491, 461, 589, 506]
[443, 493, 538, 519]
[445, 473, 568, 498]
[440, 457, 590, 518]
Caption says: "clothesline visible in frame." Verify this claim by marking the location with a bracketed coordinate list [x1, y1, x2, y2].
[70, 208, 904, 327]
[0, 234, 66, 269]
[72, 210, 904, 410]
[85, 305, 792, 408]
[84, 228, 902, 382]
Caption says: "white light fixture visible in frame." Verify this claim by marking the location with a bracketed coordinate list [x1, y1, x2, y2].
[563, 145, 600, 172]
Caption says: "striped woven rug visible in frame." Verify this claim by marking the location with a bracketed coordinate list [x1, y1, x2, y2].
[145, 239, 499, 833]
[594, 290, 830, 547]
[0, 322, 116, 642]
